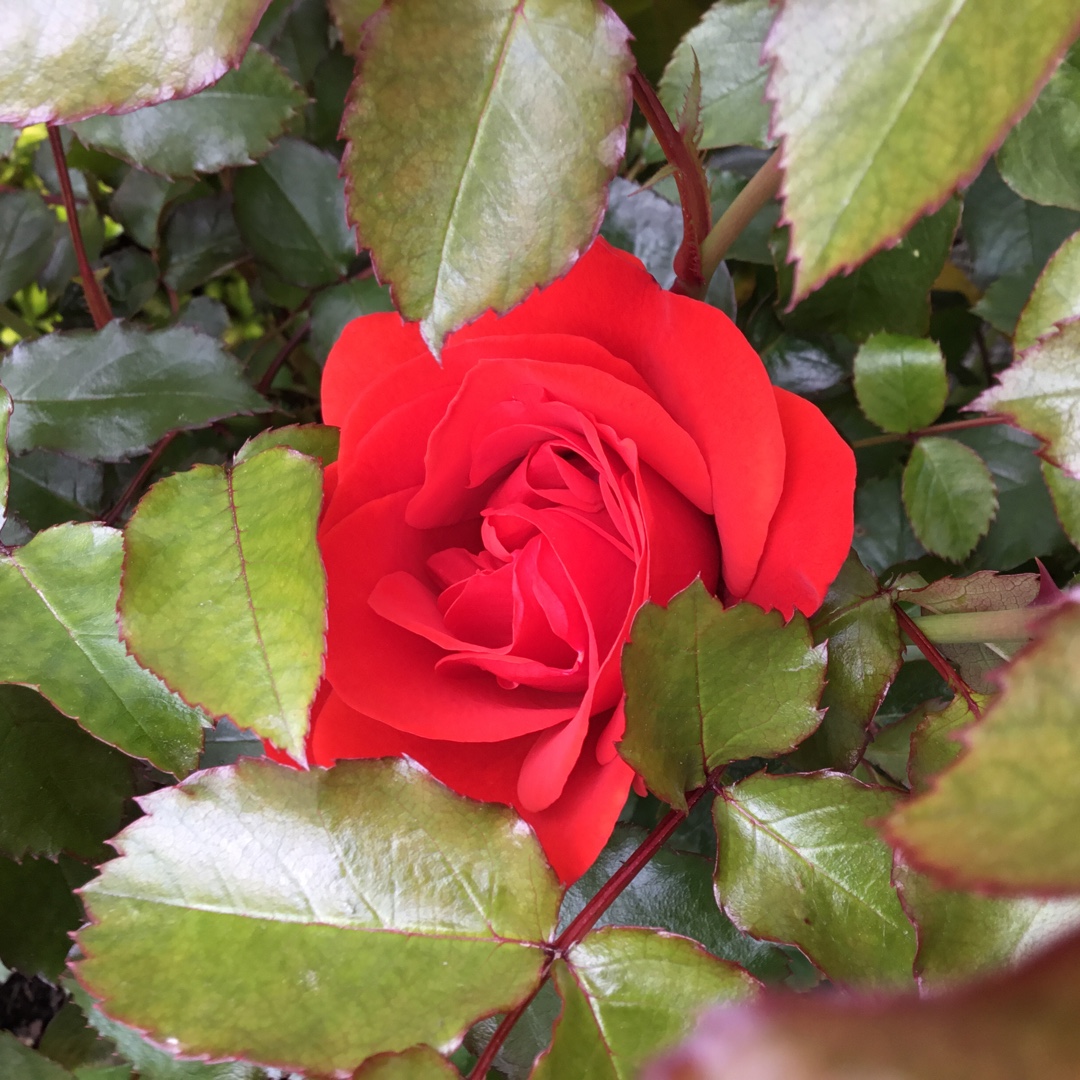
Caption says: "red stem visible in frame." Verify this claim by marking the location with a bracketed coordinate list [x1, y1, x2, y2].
[629, 70, 710, 298]
[255, 317, 312, 395]
[851, 415, 1008, 450]
[468, 782, 713, 1078]
[48, 127, 112, 330]
[101, 432, 177, 527]
[895, 604, 983, 718]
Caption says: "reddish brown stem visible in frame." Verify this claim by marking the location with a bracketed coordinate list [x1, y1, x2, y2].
[630, 70, 710, 298]
[851, 415, 1008, 450]
[48, 127, 112, 330]
[255, 317, 312, 395]
[895, 604, 983, 718]
[101, 432, 177, 527]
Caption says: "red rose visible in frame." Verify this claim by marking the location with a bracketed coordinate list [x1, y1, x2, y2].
[300, 239, 854, 882]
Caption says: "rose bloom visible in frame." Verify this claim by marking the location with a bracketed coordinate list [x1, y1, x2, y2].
[278, 239, 855, 882]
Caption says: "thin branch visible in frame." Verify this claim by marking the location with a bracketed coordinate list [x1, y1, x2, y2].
[255, 317, 312, 395]
[699, 149, 782, 285]
[48, 127, 112, 330]
[894, 604, 983, 718]
[467, 959, 553, 1079]
[101, 433, 177, 527]
[851, 414, 1008, 449]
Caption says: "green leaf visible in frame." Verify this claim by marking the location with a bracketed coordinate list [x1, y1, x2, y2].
[0, 685, 131, 862]
[0, 1034, 72, 1080]
[38, 999, 121, 1075]
[7, 451, 104, 532]
[760, 335, 848, 397]
[0, 855, 90, 980]
[853, 472, 926, 574]
[342, 0, 633, 352]
[0, 322, 267, 461]
[902, 437, 998, 561]
[0, 384, 10, 530]
[1015, 231, 1080, 350]
[0, 0, 271, 126]
[889, 599, 1080, 893]
[327, 0, 381, 54]
[765, 0, 1080, 299]
[774, 201, 959, 343]
[234, 423, 339, 466]
[853, 334, 948, 434]
[76, 758, 560, 1075]
[120, 448, 326, 762]
[714, 772, 916, 986]
[620, 581, 826, 810]
[895, 862, 1080, 988]
[233, 137, 354, 287]
[72, 46, 305, 179]
[790, 554, 902, 772]
[534, 928, 755, 1080]
[645, 931, 1080, 1080]
[862, 709, 923, 785]
[907, 693, 987, 795]
[976, 319, 1080, 476]
[161, 195, 246, 293]
[0, 191, 55, 303]
[998, 45, 1080, 212]
[658, 0, 773, 151]
[353, 1047, 458, 1079]
[309, 277, 395, 361]
[0, 524, 206, 775]
[1043, 459, 1080, 547]
[109, 171, 180, 251]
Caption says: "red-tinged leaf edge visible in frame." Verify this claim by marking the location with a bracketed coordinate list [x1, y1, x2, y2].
[338, 1, 634, 355]
[761, 5, 1080, 306]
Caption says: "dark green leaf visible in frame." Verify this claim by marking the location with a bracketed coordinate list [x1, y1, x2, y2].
[853, 473, 925, 574]
[889, 599, 1080, 892]
[161, 195, 246, 293]
[902, 437, 998, 561]
[706, 167, 780, 265]
[72, 46, 305, 179]
[761, 336, 848, 397]
[1015, 230, 1080, 350]
[714, 772, 916, 986]
[0, 1033, 72, 1080]
[342, 0, 633, 351]
[109, 172, 180, 251]
[0, 384, 10, 530]
[102, 249, 158, 318]
[853, 334, 948, 434]
[120, 448, 325, 762]
[6, 451, 104, 532]
[764, 0, 1080, 298]
[862, 709, 922, 785]
[0, 524, 206, 774]
[234, 423, 338, 465]
[534, 928, 755, 1080]
[621, 581, 826, 810]
[234, 137, 354, 287]
[76, 758, 561, 1075]
[0, 685, 132, 861]
[0, 0, 272, 125]
[606, 0, 711, 85]
[38, 1000, 120, 1074]
[0, 322, 268, 460]
[907, 694, 988, 794]
[309, 277, 394, 361]
[177, 297, 230, 339]
[0, 192, 55, 303]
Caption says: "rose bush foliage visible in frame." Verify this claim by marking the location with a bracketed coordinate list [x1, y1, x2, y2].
[281, 239, 855, 881]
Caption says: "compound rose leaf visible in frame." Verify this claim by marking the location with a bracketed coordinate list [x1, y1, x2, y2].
[0, 0, 272, 126]
[0, 322, 268, 461]
[765, 0, 1080, 300]
[76, 758, 560, 1076]
[621, 580, 826, 810]
[120, 447, 326, 764]
[533, 928, 756, 1080]
[0, 523, 206, 775]
[714, 772, 916, 986]
[1014, 230, 1080, 351]
[70, 46, 306, 180]
[0, 685, 132, 863]
[888, 599, 1080, 894]
[975, 318, 1080, 476]
[342, 0, 633, 352]
[853, 334, 948, 435]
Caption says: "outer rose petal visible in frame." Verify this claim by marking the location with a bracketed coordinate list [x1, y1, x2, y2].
[743, 388, 856, 618]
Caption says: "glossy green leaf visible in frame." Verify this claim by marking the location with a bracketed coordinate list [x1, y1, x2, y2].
[534, 928, 755, 1080]
[6, 451, 104, 532]
[0, 0, 271, 125]
[72, 46, 305, 178]
[1015, 231, 1080, 350]
[659, 0, 773, 151]
[853, 473, 926, 574]
[861, 710, 923, 785]
[76, 758, 560, 1075]
[890, 599, 1080, 892]
[353, 1047, 458, 1079]
[234, 423, 339, 466]
[327, 0, 381, 53]
[760, 336, 848, 397]
[234, 137, 354, 287]
[854, 334, 948, 434]
[791, 554, 902, 772]
[0, 384, 10, 531]
[907, 696, 985, 797]
[0, 685, 131, 861]
[342, 0, 632, 352]
[976, 319, 1080, 477]
[0, 322, 267, 460]
[895, 863, 1080, 987]
[714, 772, 916, 986]
[644, 930, 1080, 1080]
[161, 195, 246, 293]
[902, 437, 998, 561]
[120, 448, 325, 762]
[774, 201, 959, 342]
[621, 581, 826, 810]
[109, 171, 180, 251]
[999, 45, 1080, 212]
[310, 277, 394, 360]
[0, 524, 206, 775]
[1043, 459, 1080, 547]
[0, 191, 55, 303]
[607, 0, 712, 85]
[0, 1034, 72, 1080]
[765, 0, 1080, 299]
